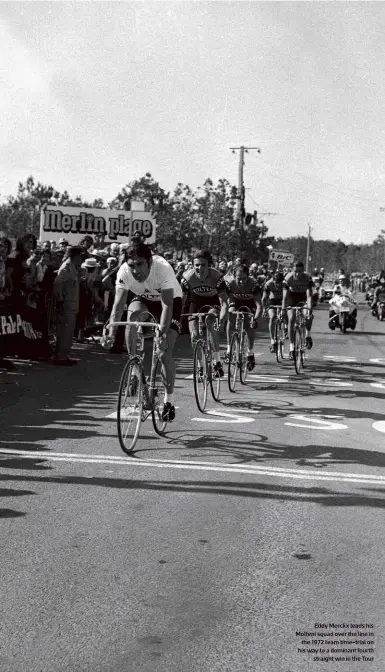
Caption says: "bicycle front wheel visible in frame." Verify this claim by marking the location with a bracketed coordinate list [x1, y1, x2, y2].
[228, 332, 240, 392]
[150, 357, 167, 436]
[208, 339, 221, 402]
[293, 329, 302, 375]
[193, 341, 208, 412]
[117, 357, 143, 454]
[239, 332, 250, 384]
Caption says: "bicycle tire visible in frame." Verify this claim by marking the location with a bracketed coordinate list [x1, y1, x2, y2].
[274, 319, 280, 363]
[193, 340, 208, 412]
[117, 356, 143, 454]
[294, 329, 302, 375]
[150, 357, 167, 436]
[239, 331, 250, 384]
[207, 333, 221, 402]
[279, 319, 287, 361]
[228, 332, 240, 392]
[340, 312, 347, 333]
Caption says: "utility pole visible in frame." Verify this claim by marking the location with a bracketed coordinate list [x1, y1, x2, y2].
[230, 146, 260, 227]
[305, 223, 312, 273]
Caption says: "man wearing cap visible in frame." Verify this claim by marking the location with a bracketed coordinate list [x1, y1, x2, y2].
[53, 246, 83, 365]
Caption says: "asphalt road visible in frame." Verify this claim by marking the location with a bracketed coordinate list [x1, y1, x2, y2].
[1, 297, 385, 672]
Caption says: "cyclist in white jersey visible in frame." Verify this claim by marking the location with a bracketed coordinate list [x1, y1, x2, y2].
[104, 243, 182, 422]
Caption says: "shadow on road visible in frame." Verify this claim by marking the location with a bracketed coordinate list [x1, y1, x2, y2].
[0, 469, 384, 510]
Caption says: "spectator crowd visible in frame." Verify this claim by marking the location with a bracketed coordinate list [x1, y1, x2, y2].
[1, 230, 377, 371]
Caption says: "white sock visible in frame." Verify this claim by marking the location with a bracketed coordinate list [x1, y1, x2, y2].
[164, 392, 174, 404]
[290, 343, 294, 351]
[270, 338, 275, 345]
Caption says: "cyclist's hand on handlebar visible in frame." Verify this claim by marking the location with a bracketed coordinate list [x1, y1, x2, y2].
[251, 317, 259, 329]
[101, 332, 114, 349]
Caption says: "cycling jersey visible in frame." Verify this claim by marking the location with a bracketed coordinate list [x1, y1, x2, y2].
[225, 277, 260, 310]
[116, 254, 183, 301]
[283, 272, 313, 295]
[263, 278, 284, 302]
[181, 267, 227, 311]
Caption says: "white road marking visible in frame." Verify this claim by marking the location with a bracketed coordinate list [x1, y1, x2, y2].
[369, 358, 385, 365]
[248, 374, 290, 383]
[285, 414, 348, 430]
[373, 421, 385, 433]
[370, 382, 385, 390]
[106, 407, 180, 419]
[323, 356, 357, 362]
[1, 448, 385, 486]
[309, 378, 353, 387]
[192, 409, 255, 424]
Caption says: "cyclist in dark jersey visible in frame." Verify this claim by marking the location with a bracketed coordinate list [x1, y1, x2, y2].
[224, 264, 262, 370]
[282, 260, 314, 359]
[262, 270, 285, 352]
[180, 250, 228, 377]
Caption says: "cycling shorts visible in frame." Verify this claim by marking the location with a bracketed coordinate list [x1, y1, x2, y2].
[286, 294, 307, 308]
[128, 296, 183, 334]
[228, 298, 255, 312]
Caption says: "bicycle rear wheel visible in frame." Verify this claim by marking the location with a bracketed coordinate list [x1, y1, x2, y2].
[193, 341, 208, 412]
[228, 332, 240, 392]
[239, 332, 250, 384]
[117, 356, 143, 454]
[150, 357, 167, 436]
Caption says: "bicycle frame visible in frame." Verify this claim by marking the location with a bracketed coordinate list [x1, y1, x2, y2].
[183, 309, 221, 411]
[227, 306, 253, 391]
[106, 319, 167, 453]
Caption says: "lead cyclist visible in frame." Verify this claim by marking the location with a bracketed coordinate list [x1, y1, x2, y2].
[103, 243, 183, 422]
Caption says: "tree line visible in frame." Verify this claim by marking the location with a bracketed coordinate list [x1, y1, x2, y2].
[0, 174, 383, 273]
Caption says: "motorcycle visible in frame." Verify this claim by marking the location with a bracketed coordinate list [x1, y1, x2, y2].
[376, 302, 385, 321]
[328, 293, 357, 333]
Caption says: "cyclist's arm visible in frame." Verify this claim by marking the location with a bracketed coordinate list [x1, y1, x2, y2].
[159, 288, 174, 335]
[108, 287, 128, 340]
[218, 291, 228, 324]
[261, 289, 269, 311]
[306, 287, 313, 311]
[253, 291, 262, 319]
[282, 286, 289, 310]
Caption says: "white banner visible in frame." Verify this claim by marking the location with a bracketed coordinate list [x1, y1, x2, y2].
[269, 249, 294, 264]
[39, 206, 156, 245]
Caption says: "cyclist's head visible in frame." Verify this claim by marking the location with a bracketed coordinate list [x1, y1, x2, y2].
[234, 264, 249, 284]
[125, 243, 153, 282]
[274, 271, 284, 283]
[193, 250, 212, 277]
[293, 260, 304, 275]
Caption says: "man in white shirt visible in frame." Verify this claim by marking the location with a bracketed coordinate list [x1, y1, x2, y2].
[105, 243, 182, 422]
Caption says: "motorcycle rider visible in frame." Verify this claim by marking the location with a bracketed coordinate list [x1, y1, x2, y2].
[371, 276, 385, 317]
[329, 276, 357, 330]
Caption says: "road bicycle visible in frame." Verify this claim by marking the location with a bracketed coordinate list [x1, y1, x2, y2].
[227, 306, 255, 392]
[105, 318, 168, 454]
[290, 303, 308, 375]
[184, 309, 221, 412]
[271, 305, 288, 363]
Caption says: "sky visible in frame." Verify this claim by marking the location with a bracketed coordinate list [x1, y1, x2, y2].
[1, 1, 385, 244]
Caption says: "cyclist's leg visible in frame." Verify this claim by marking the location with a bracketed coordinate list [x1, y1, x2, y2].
[286, 307, 295, 355]
[268, 307, 277, 349]
[206, 308, 224, 376]
[125, 299, 150, 354]
[304, 308, 313, 348]
[225, 307, 236, 360]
